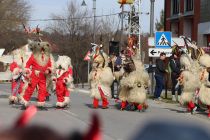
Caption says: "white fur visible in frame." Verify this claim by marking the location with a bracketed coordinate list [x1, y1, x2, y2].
[119, 58, 150, 104]
[199, 84, 210, 105]
[89, 67, 114, 100]
[9, 95, 18, 103]
[199, 54, 210, 67]
[56, 102, 65, 107]
[64, 97, 70, 105]
[19, 96, 29, 107]
[54, 55, 74, 92]
[179, 70, 200, 105]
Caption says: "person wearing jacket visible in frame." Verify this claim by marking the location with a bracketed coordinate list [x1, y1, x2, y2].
[170, 53, 182, 101]
[154, 52, 167, 100]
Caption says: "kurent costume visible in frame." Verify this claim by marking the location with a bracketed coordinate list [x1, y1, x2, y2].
[20, 40, 53, 108]
[53, 55, 74, 108]
[178, 54, 200, 113]
[9, 47, 31, 104]
[9, 61, 24, 103]
[198, 54, 210, 117]
[119, 56, 150, 111]
[178, 45, 208, 115]
[89, 45, 114, 109]
[118, 37, 150, 111]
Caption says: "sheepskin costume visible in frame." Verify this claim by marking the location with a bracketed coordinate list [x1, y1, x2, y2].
[53, 55, 73, 108]
[9, 45, 31, 104]
[197, 54, 210, 117]
[179, 54, 201, 113]
[89, 49, 114, 109]
[20, 40, 54, 109]
[119, 58, 150, 111]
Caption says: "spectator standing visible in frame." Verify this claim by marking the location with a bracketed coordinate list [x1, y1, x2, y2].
[169, 53, 182, 101]
[154, 52, 167, 100]
[108, 53, 122, 99]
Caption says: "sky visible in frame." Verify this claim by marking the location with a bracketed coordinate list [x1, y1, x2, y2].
[27, 0, 164, 33]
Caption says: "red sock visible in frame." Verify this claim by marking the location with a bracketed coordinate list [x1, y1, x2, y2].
[93, 98, 99, 108]
[102, 97, 109, 108]
[137, 104, 143, 111]
[121, 101, 127, 109]
[188, 101, 195, 111]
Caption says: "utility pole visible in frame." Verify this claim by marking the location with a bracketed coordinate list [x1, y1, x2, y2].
[128, 1, 141, 59]
[81, 0, 96, 85]
[150, 0, 155, 37]
[150, 0, 155, 95]
[93, 0, 96, 43]
[138, 0, 141, 61]
[120, 5, 124, 49]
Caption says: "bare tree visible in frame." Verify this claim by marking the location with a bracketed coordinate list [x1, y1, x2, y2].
[47, 1, 121, 83]
[155, 9, 164, 31]
[0, 0, 30, 31]
[0, 0, 31, 52]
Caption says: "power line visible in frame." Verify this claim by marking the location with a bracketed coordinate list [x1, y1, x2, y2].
[0, 12, 120, 22]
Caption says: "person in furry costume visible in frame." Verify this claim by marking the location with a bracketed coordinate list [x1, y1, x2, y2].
[20, 40, 53, 109]
[119, 55, 150, 111]
[9, 46, 31, 104]
[89, 45, 114, 109]
[198, 54, 210, 118]
[178, 53, 202, 113]
[52, 55, 74, 108]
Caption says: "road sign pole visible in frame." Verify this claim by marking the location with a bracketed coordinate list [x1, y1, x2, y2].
[150, 0, 155, 96]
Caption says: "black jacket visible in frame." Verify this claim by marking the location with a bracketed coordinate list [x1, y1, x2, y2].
[155, 59, 167, 76]
[169, 58, 181, 76]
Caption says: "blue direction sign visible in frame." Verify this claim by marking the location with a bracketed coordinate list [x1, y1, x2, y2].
[155, 32, 171, 48]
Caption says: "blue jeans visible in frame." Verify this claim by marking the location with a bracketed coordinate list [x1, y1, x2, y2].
[154, 74, 164, 98]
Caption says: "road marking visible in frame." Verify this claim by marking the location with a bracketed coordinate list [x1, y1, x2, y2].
[76, 89, 90, 94]
[45, 102, 78, 117]
[62, 110, 78, 117]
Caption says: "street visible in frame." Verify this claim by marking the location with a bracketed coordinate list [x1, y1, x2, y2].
[0, 84, 210, 140]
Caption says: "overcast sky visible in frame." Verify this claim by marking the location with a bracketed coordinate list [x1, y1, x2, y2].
[27, 0, 164, 33]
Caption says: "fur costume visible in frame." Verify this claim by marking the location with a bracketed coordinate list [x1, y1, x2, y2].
[89, 46, 114, 109]
[53, 55, 73, 108]
[197, 54, 210, 117]
[9, 47, 31, 103]
[119, 58, 150, 111]
[178, 54, 201, 113]
[21, 40, 53, 107]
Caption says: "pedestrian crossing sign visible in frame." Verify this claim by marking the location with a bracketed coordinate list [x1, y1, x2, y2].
[155, 32, 171, 48]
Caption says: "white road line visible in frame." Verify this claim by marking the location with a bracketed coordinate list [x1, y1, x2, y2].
[62, 110, 78, 117]
[75, 89, 90, 94]
[45, 102, 79, 117]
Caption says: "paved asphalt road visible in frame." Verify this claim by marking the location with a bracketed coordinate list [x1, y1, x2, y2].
[0, 84, 210, 140]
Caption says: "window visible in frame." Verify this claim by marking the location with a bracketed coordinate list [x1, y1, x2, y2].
[185, 0, 194, 12]
[172, 0, 180, 15]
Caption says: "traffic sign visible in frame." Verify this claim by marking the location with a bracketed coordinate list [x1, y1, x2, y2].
[155, 32, 171, 48]
[148, 48, 172, 57]
[148, 37, 191, 47]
